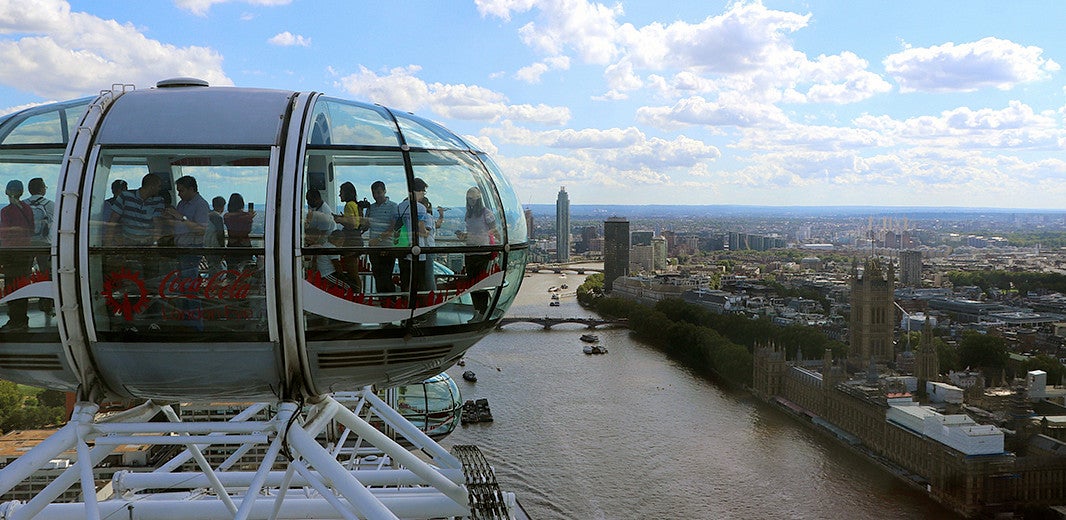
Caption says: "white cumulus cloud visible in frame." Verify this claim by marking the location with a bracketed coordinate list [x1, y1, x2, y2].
[884, 37, 1059, 93]
[481, 1, 890, 108]
[0, 0, 69, 33]
[336, 65, 570, 125]
[0, 3, 230, 99]
[268, 31, 310, 47]
[482, 121, 720, 176]
[850, 101, 1062, 150]
[515, 55, 570, 83]
[175, 0, 292, 17]
[473, 0, 538, 22]
[636, 93, 791, 129]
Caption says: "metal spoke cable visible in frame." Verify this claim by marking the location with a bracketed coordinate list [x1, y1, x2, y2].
[452, 444, 509, 520]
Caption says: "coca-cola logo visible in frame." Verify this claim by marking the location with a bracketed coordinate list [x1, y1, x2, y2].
[102, 269, 253, 321]
[158, 269, 253, 300]
[101, 268, 149, 322]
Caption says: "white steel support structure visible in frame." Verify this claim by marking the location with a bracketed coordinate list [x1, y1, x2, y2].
[0, 390, 517, 520]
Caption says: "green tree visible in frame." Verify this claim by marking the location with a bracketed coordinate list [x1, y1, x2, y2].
[774, 324, 833, 361]
[1024, 354, 1065, 385]
[958, 332, 1008, 383]
[37, 389, 67, 408]
[0, 383, 70, 431]
[713, 342, 753, 386]
[0, 381, 24, 429]
[0, 406, 65, 431]
[576, 273, 605, 306]
[936, 340, 959, 374]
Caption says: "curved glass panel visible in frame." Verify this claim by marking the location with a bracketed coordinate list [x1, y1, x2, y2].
[393, 112, 470, 150]
[307, 97, 400, 147]
[479, 153, 527, 245]
[87, 148, 270, 341]
[300, 148, 509, 332]
[0, 97, 90, 145]
[406, 150, 504, 326]
[300, 149, 409, 332]
[0, 148, 63, 339]
[422, 372, 462, 437]
[491, 249, 527, 320]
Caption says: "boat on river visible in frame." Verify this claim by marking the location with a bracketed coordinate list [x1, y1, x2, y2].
[475, 398, 494, 422]
[580, 333, 599, 343]
[462, 370, 477, 382]
[461, 400, 478, 424]
[583, 344, 608, 355]
[461, 398, 494, 424]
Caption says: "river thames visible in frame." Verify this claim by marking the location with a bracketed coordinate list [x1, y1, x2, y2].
[441, 272, 961, 519]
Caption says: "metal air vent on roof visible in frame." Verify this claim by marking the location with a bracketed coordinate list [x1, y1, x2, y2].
[156, 77, 210, 88]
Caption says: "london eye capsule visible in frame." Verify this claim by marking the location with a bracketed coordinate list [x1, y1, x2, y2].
[0, 78, 528, 402]
[373, 372, 464, 441]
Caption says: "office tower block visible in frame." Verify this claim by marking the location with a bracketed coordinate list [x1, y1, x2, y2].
[900, 249, 922, 287]
[556, 187, 570, 263]
[576, 225, 597, 254]
[651, 237, 667, 270]
[603, 217, 630, 292]
[524, 208, 534, 239]
[631, 245, 654, 272]
[630, 231, 653, 247]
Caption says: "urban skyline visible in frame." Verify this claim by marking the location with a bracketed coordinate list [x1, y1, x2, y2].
[1, 2, 1066, 208]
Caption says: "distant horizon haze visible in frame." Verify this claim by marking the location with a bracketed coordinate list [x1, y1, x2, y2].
[522, 203, 1066, 218]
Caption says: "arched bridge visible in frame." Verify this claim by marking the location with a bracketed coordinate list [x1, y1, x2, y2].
[496, 316, 628, 330]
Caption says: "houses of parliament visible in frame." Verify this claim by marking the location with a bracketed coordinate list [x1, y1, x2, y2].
[753, 258, 1066, 518]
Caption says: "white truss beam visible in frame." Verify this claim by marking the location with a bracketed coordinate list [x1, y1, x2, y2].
[0, 389, 514, 520]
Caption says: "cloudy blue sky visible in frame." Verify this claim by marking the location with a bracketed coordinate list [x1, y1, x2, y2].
[1, 0, 1064, 208]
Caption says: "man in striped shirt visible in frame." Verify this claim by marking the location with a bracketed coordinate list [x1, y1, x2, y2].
[108, 173, 164, 246]
[105, 173, 166, 331]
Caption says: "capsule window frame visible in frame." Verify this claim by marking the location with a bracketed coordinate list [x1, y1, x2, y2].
[84, 146, 274, 342]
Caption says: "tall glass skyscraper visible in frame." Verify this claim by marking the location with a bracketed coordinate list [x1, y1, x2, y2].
[603, 216, 630, 292]
[556, 186, 570, 262]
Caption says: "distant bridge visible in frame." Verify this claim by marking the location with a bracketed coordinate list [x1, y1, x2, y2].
[496, 316, 628, 330]
[525, 263, 603, 274]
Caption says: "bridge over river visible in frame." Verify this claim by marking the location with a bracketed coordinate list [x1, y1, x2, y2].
[496, 316, 628, 330]
[525, 263, 603, 274]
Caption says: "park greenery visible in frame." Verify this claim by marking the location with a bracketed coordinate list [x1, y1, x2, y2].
[1002, 232, 1066, 249]
[0, 382, 66, 432]
[947, 270, 1066, 296]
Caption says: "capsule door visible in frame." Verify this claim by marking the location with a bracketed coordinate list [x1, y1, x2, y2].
[80, 144, 285, 401]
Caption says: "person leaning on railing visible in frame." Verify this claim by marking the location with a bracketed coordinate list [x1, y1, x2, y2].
[455, 186, 498, 322]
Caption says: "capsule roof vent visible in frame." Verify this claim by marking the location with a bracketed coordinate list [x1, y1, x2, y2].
[156, 77, 210, 88]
